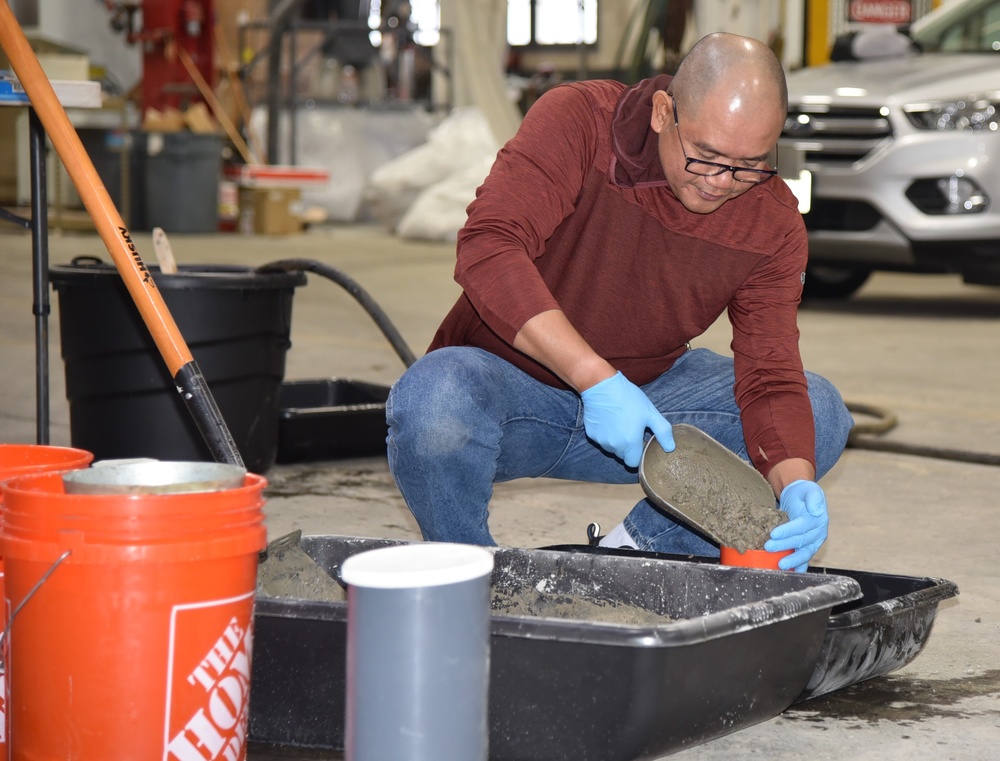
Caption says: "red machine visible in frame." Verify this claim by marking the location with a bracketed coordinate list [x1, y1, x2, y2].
[108, 0, 216, 112]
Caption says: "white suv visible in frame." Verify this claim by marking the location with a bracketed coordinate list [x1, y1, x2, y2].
[779, 0, 1000, 298]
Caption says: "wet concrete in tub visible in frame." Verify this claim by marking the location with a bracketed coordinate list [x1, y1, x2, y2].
[261, 464, 680, 623]
[490, 584, 672, 626]
[257, 551, 673, 626]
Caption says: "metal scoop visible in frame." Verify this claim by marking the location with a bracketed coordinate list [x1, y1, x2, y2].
[256, 530, 347, 603]
[638, 424, 780, 549]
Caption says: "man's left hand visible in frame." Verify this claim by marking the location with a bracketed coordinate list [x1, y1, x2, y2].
[765, 479, 828, 572]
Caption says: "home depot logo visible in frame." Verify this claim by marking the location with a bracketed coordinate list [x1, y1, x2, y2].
[0, 671, 5, 744]
[163, 593, 255, 761]
[1, 573, 7, 747]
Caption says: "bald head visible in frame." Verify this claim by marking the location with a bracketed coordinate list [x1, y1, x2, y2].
[671, 33, 787, 122]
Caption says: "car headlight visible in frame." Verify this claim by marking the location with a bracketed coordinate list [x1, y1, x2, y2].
[903, 96, 1000, 132]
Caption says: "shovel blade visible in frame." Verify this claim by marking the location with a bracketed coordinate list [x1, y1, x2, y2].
[257, 530, 347, 602]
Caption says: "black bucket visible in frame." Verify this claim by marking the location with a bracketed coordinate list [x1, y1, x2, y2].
[49, 260, 307, 473]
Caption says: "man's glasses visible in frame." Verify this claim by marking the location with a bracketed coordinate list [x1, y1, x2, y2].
[671, 97, 777, 185]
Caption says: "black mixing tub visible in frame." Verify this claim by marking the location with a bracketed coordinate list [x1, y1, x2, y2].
[543, 545, 959, 703]
[797, 561, 958, 701]
[249, 535, 860, 760]
[275, 378, 390, 463]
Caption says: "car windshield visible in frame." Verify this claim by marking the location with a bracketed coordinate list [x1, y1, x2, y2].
[912, 0, 1000, 52]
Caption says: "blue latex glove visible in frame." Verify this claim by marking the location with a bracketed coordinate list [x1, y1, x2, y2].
[765, 479, 828, 572]
[580, 372, 674, 468]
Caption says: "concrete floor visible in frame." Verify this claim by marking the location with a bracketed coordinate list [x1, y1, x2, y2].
[1, 222, 998, 759]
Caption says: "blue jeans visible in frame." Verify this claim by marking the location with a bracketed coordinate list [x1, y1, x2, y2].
[386, 347, 852, 554]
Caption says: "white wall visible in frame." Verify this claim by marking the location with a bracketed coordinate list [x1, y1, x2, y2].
[692, 0, 805, 69]
[31, 0, 141, 92]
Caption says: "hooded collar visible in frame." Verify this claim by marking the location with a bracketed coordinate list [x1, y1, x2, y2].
[611, 74, 673, 187]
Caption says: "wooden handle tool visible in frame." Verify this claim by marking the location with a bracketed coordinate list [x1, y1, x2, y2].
[0, 2, 244, 467]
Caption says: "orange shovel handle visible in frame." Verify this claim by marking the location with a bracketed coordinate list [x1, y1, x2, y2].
[0, 3, 244, 468]
[0, 2, 192, 374]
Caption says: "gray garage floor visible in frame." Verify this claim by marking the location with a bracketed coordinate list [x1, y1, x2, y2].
[1, 222, 997, 759]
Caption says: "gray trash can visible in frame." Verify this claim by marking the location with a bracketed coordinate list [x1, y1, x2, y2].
[143, 131, 222, 233]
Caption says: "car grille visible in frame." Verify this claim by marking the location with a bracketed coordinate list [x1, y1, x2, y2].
[803, 199, 882, 232]
[780, 106, 892, 168]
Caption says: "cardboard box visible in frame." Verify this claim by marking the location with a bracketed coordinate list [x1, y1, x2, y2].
[0, 36, 89, 81]
[0, 109, 18, 204]
[181, 102, 219, 134]
[142, 107, 186, 132]
[239, 186, 303, 235]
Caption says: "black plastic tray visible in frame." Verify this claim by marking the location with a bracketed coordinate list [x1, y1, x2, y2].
[798, 561, 958, 701]
[543, 544, 959, 702]
[249, 535, 860, 760]
[275, 378, 389, 463]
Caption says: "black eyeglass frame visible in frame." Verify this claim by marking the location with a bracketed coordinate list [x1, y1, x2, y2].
[670, 96, 778, 185]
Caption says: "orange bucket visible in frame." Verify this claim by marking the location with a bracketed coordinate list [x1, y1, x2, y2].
[0, 443, 93, 604]
[0, 444, 92, 753]
[719, 546, 793, 570]
[0, 444, 94, 481]
[0, 467, 266, 760]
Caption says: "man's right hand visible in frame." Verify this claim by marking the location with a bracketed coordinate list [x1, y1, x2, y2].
[580, 372, 675, 468]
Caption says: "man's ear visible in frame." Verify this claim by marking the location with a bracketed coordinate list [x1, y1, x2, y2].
[650, 90, 671, 134]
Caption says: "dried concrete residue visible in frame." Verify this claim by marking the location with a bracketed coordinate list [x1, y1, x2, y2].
[644, 430, 787, 552]
[263, 463, 400, 502]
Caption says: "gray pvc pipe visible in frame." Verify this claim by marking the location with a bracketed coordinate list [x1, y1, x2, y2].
[341, 543, 494, 761]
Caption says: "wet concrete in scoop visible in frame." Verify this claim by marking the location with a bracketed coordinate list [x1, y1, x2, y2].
[643, 428, 788, 552]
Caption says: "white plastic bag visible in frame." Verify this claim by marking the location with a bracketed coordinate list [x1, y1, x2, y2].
[396, 155, 496, 241]
[366, 107, 500, 230]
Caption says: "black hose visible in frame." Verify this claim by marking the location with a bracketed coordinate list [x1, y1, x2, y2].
[248, 264, 999, 467]
[846, 401, 1000, 467]
[258, 258, 418, 369]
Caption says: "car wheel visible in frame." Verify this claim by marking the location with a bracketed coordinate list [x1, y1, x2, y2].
[802, 266, 872, 300]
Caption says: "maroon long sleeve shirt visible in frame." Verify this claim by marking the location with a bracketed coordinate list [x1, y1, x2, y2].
[429, 75, 815, 477]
